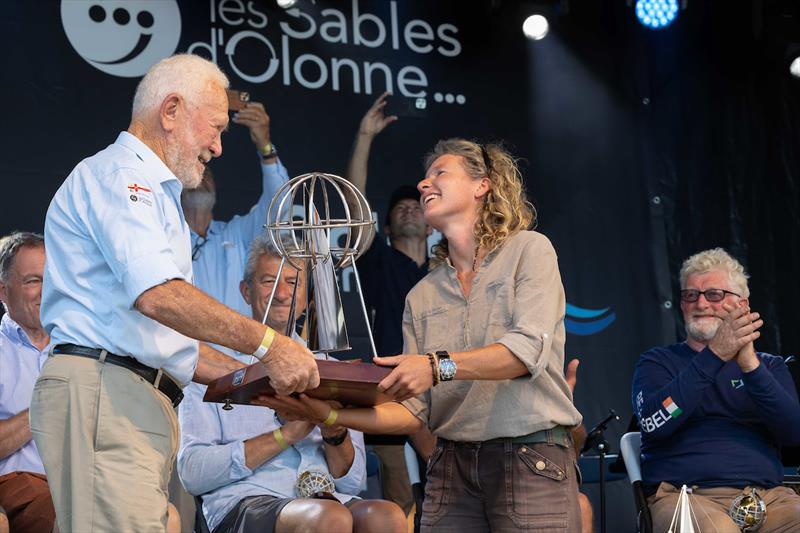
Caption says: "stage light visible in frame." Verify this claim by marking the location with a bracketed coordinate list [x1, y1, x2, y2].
[635, 0, 679, 29]
[791, 56, 800, 78]
[523, 14, 549, 40]
[277, 0, 297, 9]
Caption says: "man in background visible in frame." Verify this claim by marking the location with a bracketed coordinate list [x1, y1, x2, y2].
[633, 248, 800, 531]
[182, 100, 290, 316]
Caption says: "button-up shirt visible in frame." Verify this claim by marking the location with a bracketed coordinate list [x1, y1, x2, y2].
[0, 314, 49, 475]
[402, 231, 582, 441]
[42, 131, 197, 385]
[177, 343, 366, 531]
[191, 159, 290, 317]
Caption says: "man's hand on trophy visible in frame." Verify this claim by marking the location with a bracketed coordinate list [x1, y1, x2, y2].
[358, 91, 398, 139]
[232, 101, 271, 150]
[708, 302, 762, 362]
[374, 354, 433, 402]
[256, 393, 332, 425]
[261, 334, 320, 395]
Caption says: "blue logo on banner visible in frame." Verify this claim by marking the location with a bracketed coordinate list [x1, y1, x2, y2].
[565, 304, 616, 336]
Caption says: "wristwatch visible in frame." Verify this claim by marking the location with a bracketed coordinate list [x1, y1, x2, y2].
[322, 429, 348, 446]
[260, 142, 278, 159]
[436, 350, 457, 382]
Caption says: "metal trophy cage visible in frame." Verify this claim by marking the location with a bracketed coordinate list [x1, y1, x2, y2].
[261, 172, 378, 357]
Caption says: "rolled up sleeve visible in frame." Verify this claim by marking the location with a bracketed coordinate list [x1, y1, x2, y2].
[495, 236, 565, 380]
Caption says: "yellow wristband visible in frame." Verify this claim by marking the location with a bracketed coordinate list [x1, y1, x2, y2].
[253, 327, 276, 360]
[323, 408, 338, 427]
[273, 428, 289, 450]
[260, 142, 277, 158]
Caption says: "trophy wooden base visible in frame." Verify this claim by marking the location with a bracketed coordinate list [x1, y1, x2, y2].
[203, 359, 394, 407]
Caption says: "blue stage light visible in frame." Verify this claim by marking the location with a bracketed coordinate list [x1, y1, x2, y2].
[635, 0, 679, 29]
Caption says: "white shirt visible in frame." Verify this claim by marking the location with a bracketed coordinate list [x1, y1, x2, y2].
[0, 314, 49, 475]
[177, 341, 366, 531]
[190, 159, 290, 316]
[41, 131, 197, 385]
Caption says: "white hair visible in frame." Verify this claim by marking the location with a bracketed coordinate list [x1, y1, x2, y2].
[679, 247, 750, 297]
[131, 54, 229, 119]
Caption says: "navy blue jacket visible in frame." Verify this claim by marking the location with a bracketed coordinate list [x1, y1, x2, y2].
[632, 343, 800, 496]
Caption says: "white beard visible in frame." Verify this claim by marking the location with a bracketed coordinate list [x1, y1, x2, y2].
[686, 316, 720, 342]
[165, 130, 203, 189]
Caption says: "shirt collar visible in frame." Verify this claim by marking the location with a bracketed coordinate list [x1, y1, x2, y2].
[115, 131, 181, 186]
[0, 313, 37, 349]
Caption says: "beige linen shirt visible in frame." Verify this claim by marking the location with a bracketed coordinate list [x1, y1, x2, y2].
[401, 231, 582, 442]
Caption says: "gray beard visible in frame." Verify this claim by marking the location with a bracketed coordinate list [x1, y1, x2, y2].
[182, 190, 216, 210]
[686, 318, 720, 343]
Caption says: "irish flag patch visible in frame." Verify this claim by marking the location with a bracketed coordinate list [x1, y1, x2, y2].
[662, 396, 682, 418]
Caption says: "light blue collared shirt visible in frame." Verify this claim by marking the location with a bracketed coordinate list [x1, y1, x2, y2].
[0, 314, 49, 475]
[41, 131, 197, 385]
[177, 343, 366, 532]
[190, 159, 290, 317]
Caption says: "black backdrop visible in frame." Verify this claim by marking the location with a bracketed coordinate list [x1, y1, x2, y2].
[2, 1, 799, 530]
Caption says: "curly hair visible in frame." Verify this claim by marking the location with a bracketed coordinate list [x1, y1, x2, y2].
[423, 139, 536, 265]
[679, 247, 750, 297]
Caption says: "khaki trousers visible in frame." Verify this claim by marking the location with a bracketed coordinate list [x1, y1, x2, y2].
[371, 444, 414, 515]
[648, 482, 800, 533]
[29, 354, 179, 532]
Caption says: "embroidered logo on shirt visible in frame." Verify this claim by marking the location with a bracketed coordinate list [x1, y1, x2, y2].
[128, 183, 152, 193]
[129, 193, 153, 206]
[663, 396, 683, 418]
[639, 396, 683, 433]
[731, 379, 744, 389]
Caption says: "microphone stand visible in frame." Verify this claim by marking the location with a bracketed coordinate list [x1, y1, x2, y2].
[580, 409, 620, 533]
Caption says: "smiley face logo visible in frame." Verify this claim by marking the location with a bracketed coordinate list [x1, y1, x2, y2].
[61, 1, 181, 78]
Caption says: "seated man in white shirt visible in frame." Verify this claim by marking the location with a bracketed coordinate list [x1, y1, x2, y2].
[0, 232, 53, 533]
[177, 233, 406, 533]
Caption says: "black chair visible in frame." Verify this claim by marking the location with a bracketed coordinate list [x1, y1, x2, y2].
[194, 495, 211, 533]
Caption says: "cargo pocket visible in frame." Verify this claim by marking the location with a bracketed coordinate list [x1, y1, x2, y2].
[507, 443, 569, 529]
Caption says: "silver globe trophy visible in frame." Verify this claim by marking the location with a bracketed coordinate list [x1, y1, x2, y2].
[296, 469, 337, 499]
[262, 172, 378, 357]
[204, 172, 392, 411]
[728, 488, 767, 531]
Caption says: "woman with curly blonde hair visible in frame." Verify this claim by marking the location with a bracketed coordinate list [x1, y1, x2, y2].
[262, 138, 583, 532]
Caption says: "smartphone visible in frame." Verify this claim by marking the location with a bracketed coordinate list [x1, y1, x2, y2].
[390, 96, 428, 119]
[226, 89, 250, 111]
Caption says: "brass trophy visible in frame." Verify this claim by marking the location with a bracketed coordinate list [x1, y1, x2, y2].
[728, 488, 767, 531]
[203, 172, 392, 408]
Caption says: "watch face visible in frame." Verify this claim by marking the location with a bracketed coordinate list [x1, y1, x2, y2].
[439, 358, 457, 381]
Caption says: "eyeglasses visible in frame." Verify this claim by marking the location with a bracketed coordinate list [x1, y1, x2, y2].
[191, 236, 208, 261]
[680, 288, 740, 303]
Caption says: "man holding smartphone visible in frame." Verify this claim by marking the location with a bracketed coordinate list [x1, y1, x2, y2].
[182, 92, 290, 317]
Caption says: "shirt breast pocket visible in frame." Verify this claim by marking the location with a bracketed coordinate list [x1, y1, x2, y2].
[412, 306, 452, 353]
[485, 279, 514, 333]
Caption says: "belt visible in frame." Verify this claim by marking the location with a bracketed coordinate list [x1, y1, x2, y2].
[53, 344, 184, 407]
[443, 426, 573, 447]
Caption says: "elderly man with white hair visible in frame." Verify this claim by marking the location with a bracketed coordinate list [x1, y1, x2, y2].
[31, 54, 319, 532]
[632, 248, 800, 532]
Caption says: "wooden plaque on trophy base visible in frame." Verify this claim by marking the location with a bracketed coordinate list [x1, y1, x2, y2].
[203, 359, 394, 407]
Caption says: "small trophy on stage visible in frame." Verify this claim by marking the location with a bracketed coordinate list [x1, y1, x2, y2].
[667, 485, 697, 533]
[204, 172, 392, 408]
[728, 488, 767, 532]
